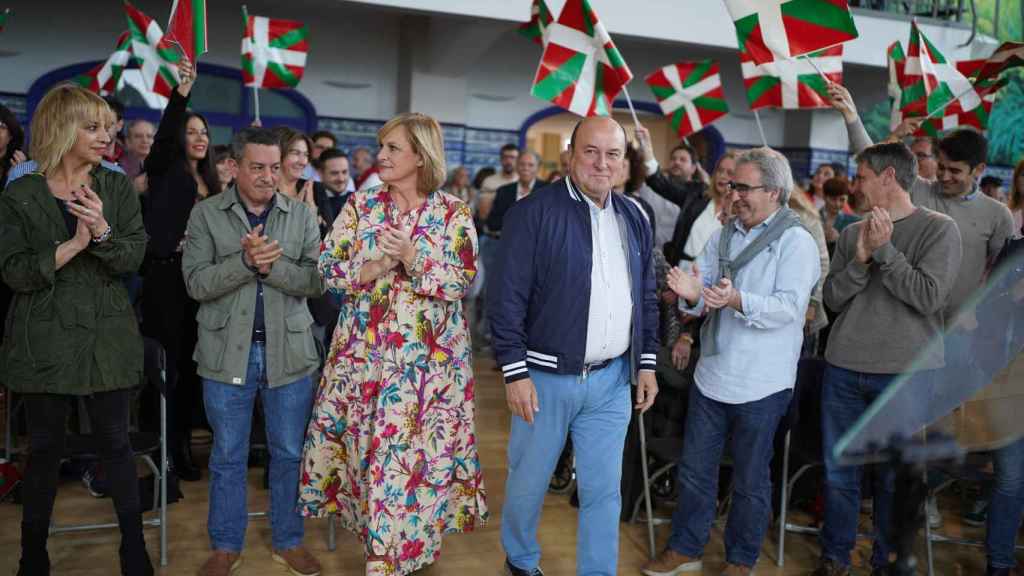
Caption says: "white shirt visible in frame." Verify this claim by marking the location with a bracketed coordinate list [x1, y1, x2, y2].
[516, 179, 536, 201]
[636, 183, 680, 249]
[683, 200, 722, 260]
[575, 183, 633, 364]
[680, 210, 819, 404]
[480, 171, 517, 198]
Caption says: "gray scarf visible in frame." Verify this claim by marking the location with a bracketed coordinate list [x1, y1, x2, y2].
[700, 207, 803, 356]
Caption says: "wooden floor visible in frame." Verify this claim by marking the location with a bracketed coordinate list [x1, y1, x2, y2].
[0, 354, 1001, 575]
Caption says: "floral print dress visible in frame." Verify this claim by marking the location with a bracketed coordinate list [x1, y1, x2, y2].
[298, 186, 488, 575]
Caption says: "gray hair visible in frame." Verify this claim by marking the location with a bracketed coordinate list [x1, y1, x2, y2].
[735, 147, 794, 205]
[230, 127, 281, 160]
[519, 150, 541, 164]
[855, 142, 918, 192]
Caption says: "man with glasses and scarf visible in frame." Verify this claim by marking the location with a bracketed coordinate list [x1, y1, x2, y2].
[643, 147, 820, 576]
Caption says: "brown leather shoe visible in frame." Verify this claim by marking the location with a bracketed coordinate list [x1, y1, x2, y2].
[722, 563, 754, 576]
[272, 546, 321, 576]
[197, 550, 241, 576]
[640, 548, 703, 576]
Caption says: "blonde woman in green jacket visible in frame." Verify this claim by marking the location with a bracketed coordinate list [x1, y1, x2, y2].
[0, 85, 150, 575]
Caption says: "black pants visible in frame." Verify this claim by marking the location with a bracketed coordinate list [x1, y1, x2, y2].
[20, 390, 151, 575]
[141, 258, 201, 457]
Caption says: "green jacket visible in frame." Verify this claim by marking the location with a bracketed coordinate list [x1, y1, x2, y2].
[182, 187, 324, 387]
[0, 168, 146, 395]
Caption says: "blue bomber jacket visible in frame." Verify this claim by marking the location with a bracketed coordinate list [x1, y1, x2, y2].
[487, 177, 659, 384]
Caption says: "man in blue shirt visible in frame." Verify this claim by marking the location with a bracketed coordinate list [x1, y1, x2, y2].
[643, 147, 820, 576]
[490, 116, 659, 576]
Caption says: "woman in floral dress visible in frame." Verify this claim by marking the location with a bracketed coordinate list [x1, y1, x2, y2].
[298, 112, 487, 575]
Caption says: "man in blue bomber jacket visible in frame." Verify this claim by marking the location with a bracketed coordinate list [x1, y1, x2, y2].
[489, 116, 660, 576]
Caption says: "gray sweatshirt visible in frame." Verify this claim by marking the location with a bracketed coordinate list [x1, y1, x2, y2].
[824, 208, 962, 374]
[845, 118, 1014, 324]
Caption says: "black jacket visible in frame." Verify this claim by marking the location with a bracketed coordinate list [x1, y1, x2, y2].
[143, 90, 197, 260]
[646, 171, 708, 263]
[484, 179, 544, 237]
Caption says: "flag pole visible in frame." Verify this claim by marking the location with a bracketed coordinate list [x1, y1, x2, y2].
[621, 85, 642, 131]
[802, 52, 830, 83]
[752, 110, 768, 147]
[253, 86, 261, 124]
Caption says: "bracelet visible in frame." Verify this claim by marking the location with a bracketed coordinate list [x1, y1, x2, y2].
[91, 225, 113, 244]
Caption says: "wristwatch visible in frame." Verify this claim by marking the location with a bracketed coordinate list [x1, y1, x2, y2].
[91, 225, 113, 244]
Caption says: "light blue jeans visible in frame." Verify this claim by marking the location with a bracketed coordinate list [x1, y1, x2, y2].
[501, 357, 631, 576]
[203, 342, 314, 552]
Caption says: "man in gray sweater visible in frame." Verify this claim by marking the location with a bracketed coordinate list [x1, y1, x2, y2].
[814, 143, 962, 576]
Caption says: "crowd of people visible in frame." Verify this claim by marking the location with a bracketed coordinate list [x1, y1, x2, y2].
[0, 50, 1023, 576]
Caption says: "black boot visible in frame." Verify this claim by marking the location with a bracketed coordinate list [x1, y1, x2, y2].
[18, 522, 50, 576]
[171, 448, 199, 482]
[119, 536, 154, 576]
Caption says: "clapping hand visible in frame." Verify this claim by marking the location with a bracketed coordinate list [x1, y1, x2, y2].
[65, 184, 109, 238]
[666, 261, 702, 305]
[703, 277, 740, 311]
[379, 226, 415, 268]
[241, 224, 283, 275]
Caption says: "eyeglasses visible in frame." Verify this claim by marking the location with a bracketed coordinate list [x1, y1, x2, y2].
[915, 152, 934, 160]
[727, 181, 768, 195]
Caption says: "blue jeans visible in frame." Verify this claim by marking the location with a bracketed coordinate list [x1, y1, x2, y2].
[203, 342, 314, 552]
[820, 363, 899, 569]
[987, 436, 1024, 569]
[667, 386, 792, 567]
[502, 357, 631, 576]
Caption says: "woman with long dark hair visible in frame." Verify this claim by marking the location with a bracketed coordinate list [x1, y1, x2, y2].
[140, 58, 220, 482]
[0, 84, 150, 575]
[0, 104, 26, 187]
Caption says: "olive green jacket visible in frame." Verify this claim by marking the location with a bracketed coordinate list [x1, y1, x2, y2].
[182, 187, 324, 387]
[0, 168, 146, 395]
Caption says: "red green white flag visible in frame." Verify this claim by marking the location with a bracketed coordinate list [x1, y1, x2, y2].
[914, 61, 1006, 137]
[887, 41, 907, 129]
[971, 41, 1024, 85]
[530, 0, 633, 117]
[166, 0, 207, 63]
[0, 9, 10, 33]
[73, 31, 133, 96]
[724, 0, 858, 66]
[900, 21, 979, 117]
[519, 0, 553, 46]
[645, 60, 729, 139]
[123, 1, 181, 99]
[741, 44, 843, 110]
[242, 14, 309, 89]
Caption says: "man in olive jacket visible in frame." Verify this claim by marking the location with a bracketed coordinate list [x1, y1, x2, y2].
[182, 127, 324, 576]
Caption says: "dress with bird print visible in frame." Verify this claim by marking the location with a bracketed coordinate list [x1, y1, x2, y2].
[298, 185, 487, 576]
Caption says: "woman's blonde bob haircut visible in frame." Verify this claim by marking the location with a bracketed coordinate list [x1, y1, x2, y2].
[378, 112, 447, 194]
[30, 84, 111, 177]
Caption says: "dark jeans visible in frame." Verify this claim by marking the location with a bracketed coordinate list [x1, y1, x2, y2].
[987, 436, 1024, 569]
[20, 390, 150, 575]
[667, 386, 792, 567]
[820, 363, 898, 569]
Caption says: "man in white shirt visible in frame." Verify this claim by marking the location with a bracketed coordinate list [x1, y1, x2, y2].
[643, 147, 819, 576]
